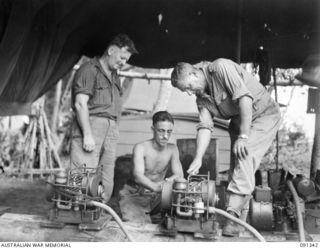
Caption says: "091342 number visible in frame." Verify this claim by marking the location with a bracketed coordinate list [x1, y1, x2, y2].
[300, 243, 319, 248]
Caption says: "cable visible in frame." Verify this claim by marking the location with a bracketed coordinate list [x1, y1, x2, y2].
[89, 201, 134, 242]
[287, 180, 306, 242]
[208, 207, 266, 242]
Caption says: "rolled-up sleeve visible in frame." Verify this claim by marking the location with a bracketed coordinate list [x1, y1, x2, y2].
[209, 59, 253, 101]
[73, 64, 95, 97]
[196, 104, 214, 132]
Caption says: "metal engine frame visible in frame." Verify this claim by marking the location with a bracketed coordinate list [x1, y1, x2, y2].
[160, 170, 320, 240]
[249, 171, 320, 238]
[42, 166, 105, 230]
[160, 173, 222, 238]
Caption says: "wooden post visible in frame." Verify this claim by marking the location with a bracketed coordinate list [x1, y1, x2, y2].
[273, 67, 279, 170]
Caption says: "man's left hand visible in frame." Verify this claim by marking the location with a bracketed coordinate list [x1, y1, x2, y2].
[233, 138, 249, 160]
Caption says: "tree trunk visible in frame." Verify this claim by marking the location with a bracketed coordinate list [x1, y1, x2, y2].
[152, 69, 172, 113]
[310, 88, 320, 179]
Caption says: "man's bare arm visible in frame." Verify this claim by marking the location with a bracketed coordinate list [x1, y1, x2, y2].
[166, 145, 184, 181]
[187, 108, 213, 174]
[233, 95, 252, 160]
[132, 144, 163, 192]
[74, 94, 95, 152]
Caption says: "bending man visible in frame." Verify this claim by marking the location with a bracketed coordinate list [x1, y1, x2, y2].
[171, 59, 281, 237]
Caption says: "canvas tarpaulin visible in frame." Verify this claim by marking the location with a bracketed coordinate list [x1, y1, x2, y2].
[0, 0, 319, 115]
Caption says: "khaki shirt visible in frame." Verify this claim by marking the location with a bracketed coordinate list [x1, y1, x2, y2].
[72, 57, 122, 120]
[195, 59, 275, 131]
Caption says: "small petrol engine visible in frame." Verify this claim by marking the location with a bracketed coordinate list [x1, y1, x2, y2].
[43, 166, 105, 230]
[160, 173, 225, 238]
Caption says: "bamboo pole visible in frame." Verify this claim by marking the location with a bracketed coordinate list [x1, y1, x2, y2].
[23, 117, 35, 141]
[119, 70, 303, 87]
[27, 117, 37, 169]
[39, 113, 50, 170]
[42, 109, 62, 168]
[119, 71, 171, 80]
[51, 79, 62, 134]
[26, 117, 38, 180]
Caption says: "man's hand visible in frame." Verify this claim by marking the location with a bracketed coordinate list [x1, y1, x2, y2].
[154, 181, 165, 193]
[83, 135, 95, 152]
[187, 157, 202, 175]
[233, 138, 249, 160]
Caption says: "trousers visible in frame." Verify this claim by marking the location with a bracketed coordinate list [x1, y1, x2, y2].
[70, 116, 119, 203]
[119, 184, 161, 224]
[226, 98, 281, 216]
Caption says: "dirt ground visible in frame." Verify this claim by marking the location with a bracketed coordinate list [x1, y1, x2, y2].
[0, 175, 52, 216]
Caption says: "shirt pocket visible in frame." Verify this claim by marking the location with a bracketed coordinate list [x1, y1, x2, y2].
[91, 83, 112, 106]
[214, 91, 227, 105]
[217, 91, 239, 117]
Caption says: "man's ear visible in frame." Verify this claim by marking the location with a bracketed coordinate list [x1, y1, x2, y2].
[151, 125, 155, 132]
[107, 45, 116, 55]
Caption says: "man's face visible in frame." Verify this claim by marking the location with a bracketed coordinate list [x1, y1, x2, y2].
[107, 46, 132, 71]
[152, 121, 174, 147]
[177, 71, 206, 96]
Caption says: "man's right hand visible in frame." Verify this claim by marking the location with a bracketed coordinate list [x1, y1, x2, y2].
[187, 157, 202, 175]
[83, 135, 95, 152]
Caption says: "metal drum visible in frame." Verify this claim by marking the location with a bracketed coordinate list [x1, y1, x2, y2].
[249, 199, 273, 231]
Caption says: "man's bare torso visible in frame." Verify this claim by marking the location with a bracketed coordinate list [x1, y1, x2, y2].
[141, 140, 174, 183]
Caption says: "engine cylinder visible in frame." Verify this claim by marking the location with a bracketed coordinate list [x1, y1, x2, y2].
[293, 175, 316, 198]
[249, 199, 273, 231]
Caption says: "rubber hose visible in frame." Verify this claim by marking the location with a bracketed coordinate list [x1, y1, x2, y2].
[287, 180, 306, 242]
[209, 207, 266, 242]
[89, 201, 134, 242]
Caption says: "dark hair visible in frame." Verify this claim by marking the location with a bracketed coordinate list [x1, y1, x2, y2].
[152, 111, 174, 126]
[171, 62, 193, 87]
[108, 33, 138, 54]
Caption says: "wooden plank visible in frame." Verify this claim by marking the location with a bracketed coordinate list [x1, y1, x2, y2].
[5, 168, 62, 175]
[0, 213, 308, 242]
[0, 213, 195, 242]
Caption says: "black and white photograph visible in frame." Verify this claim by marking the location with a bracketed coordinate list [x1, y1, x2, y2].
[0, 0, 319, 246]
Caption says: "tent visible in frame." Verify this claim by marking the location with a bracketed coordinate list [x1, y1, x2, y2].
[0, 0, 319, 115]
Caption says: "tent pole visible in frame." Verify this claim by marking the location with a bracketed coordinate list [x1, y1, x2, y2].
[272, 67, 279, 171]
[236, 0, 243, 63]
[310, 88, 320, 179]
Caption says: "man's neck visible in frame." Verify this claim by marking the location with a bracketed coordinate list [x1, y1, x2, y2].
[151, 139, 166, 151]
[198, 69, 210, 94]
[99, 57, 112, 77]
